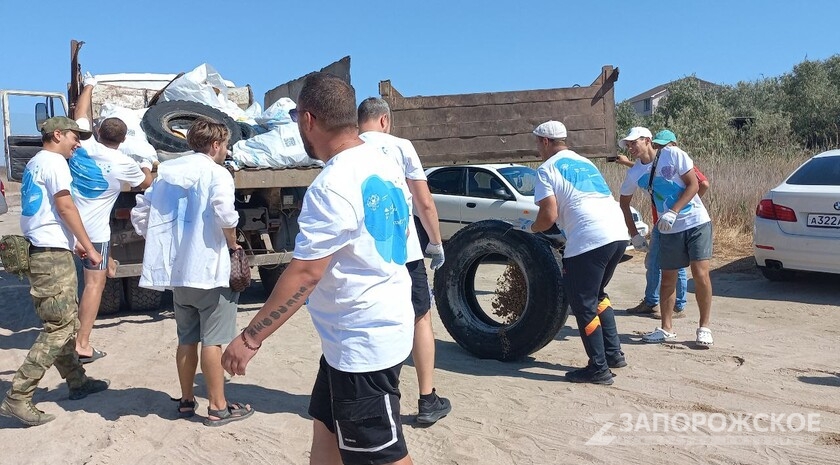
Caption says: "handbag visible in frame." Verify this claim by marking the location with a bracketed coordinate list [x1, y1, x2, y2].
[0, 235, 31, 277]
[229, 248, 251, 292]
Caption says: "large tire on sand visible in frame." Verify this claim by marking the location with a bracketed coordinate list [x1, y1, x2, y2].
[258, 264, 286, 296]
[124, 276, 163, 313]
[433, 220, 569, 361]
[141, 100, 242, 153]
[97, 278, 124, 315]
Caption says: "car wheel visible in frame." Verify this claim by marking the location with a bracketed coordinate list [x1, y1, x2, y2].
[758, 266, 795, 281]
[433, 219, 570, 361]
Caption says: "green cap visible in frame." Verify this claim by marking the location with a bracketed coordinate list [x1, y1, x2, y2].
[39, 116, 92, 140]
[652, 129, 676, 146]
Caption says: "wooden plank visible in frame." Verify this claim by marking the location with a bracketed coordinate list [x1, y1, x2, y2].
[385, 86, 599, 111]
[411, 130, 608, 156]
[418, 145, 611, 167]
[395, 114, 607, 141]
[234, 167, 322, 189]
[390, 99, 606, 129]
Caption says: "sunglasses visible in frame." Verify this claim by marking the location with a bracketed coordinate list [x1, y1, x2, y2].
[289, 108, 315, 123]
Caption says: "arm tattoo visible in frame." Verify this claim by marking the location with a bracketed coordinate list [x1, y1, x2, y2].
[247, 286, 309, 338]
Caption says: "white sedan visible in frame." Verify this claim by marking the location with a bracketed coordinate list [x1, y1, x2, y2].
[753, 149, 840, 280]
[423, 163, 648, 242]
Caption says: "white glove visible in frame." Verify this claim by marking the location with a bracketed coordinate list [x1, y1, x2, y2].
[83, 72, 97, 88]
[631, 234, 649, 253]
[425, 242, 445, 270]
[658, 210, 678, 232]
[139, 160, 153, 172]
[515, 218, 534, 231]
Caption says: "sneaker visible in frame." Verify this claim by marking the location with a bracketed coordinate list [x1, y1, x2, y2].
[696, 327, 713, 347]
[641, 327, 677, 343]
[606, 351, 627, 369]
[0, 397, 56, 427]
[626, 300, 659, 315]
[417, 390, 452, 425]
[69, 378, 110, 400]
[565, 365, 614, 385]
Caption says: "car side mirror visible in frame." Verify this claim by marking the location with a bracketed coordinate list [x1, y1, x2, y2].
[493, 188, 514, 200]
[35, 102, 49, 129]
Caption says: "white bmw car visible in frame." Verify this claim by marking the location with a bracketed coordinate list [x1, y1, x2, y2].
[423, 163, 648, 242]
[754, 149, 840, 280]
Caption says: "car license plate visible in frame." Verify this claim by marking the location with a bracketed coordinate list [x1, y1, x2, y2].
[807, 214, 840, 228]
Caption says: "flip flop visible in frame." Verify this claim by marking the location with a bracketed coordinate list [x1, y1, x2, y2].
[78, 348, 107, 364]
[203, 402, 255, 427]
[107, 259, 119, 278]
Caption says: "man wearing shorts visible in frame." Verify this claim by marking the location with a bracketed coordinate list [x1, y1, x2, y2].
[222, 73, 415, 465]
[358, 97, 452, 425]
[618, 127, 714, 347]
[132, 117, 254, 426]
[71, 74, 153, 362]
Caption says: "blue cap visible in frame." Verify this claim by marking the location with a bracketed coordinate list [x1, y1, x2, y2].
[652, 129, 676, 146]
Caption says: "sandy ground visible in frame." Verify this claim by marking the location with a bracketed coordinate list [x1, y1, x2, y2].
[1, 196, 839, 465]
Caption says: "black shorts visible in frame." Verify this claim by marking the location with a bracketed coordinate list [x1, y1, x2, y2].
[406, 259, 431, 318]
[308, 356, 408, 465]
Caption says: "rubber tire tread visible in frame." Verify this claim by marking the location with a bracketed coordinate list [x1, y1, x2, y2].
[141, 100, 242, 153]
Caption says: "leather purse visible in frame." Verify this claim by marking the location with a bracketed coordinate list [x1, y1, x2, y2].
[229, 248, 251, 292]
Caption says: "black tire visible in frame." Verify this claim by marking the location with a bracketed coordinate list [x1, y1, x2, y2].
[124, 276, 163, 313]
[98, 278, 124, 315]
[758, 266, 795, 281]
[238, 121, 258, 140]
[141, 100, 242, 153]
[433, 220, 570, 361]
[258, 264, 286, 295]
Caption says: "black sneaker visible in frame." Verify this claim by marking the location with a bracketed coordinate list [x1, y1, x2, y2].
[417, 390, 452, 425]
[565, 366, 614, 385]
[69, 378, 110, 400]
[607, 352, 628, 369]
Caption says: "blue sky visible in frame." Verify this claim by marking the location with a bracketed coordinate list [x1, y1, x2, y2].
[0, 1, 837, 107]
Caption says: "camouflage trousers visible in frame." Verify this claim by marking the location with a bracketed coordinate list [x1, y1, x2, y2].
[7, 250, 87, 401]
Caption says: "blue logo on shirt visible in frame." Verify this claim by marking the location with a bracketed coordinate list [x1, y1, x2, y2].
[361, 175, 409, 265]
[69, 147, 109, 199]
[20, 168, 42, 217]
[637, 173, 693, 214]
[555, 158, 611, 195]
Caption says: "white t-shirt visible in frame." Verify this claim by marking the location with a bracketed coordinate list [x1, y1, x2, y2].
[358, 131, 426, 262]
[136, 153, 239, 290]
[20, 150, 76, 250]
[70, 133, 147, 242]
[619, 146, 710, 234]
[534, 150, 629, 258]
[293, 143, 415, 373]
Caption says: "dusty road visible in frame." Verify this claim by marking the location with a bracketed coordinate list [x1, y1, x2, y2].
[1, 203, 839, 464]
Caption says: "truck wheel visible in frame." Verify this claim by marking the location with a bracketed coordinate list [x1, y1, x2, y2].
[433, 220, 569, 361]
[238, 121, 258, 140]
[97, 278, 124, 315]
[124, 276, 163, 313]
[258, 264, 286, 295]
[141, 100, 243, 153]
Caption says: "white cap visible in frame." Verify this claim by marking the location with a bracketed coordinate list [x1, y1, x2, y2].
[533, 121, 567, 139]
[618, 127, 653, 149]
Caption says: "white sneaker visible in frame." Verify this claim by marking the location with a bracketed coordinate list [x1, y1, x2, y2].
[642, 327, 677, 343]
[696, 327, 713, 347]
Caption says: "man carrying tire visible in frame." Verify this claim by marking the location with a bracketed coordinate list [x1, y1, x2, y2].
[524, 121, 629, 385]
[357, 97, 452, 425]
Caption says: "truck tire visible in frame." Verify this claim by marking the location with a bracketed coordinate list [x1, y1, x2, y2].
[97, 278, 124, 315]
[124, 276, 163, 313]
[258, 264, 286, 295]
[433, 220, 569, 361]
[141, 100, 242, 153]
[238, 121, 258, 140]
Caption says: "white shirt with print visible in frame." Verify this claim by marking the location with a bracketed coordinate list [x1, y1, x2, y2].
[293, 143, 415, 373]
[71, 128, 147, 243]
[20, 150, 76, 250]
[136, 153, 239, 290]
[534, 149, 629, 258]
[619, 146, 710, 234]
[359, 131, 426, 262]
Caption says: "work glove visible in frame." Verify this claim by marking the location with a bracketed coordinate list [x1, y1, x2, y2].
[631, 234, 649, 253]
[139, 160, 153, 172]
[83, 72, 97, 88]
[657, 210, 678, 232]
[515, 218, 534, 231]
[425, 242, 445, 270]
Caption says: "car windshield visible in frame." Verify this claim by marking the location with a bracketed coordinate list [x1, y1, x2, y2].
[497, 166, 537, 196]
[787, 156, 840, 186]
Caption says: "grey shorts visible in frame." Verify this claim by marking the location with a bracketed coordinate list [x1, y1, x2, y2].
[82, 242, 111, 271]
[659, 222, 713, 270]
[173, 287, 239, 346]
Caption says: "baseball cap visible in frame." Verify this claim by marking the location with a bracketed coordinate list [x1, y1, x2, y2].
[652, 129, 677, 146]
[618, 126, 652, 149]
[533, 120, 567, 139]
[39, 116, 93, 140]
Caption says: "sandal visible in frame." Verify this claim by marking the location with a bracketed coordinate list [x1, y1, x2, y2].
[696, 327, 714, 348]
[203, 402, 255, 427]
[173, 397, 198, 418]
[78, 348, 107, 364]
[641, 327, 677, 343]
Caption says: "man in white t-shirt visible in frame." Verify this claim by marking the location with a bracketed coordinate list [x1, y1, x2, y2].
[222, 74, 415, 465]
[358, 97, 451, 425]
[71, 76, 153, 363]
[618, 127, 714, 347]
[524, 121, 630, 385]
[0, 117, 109, 427]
